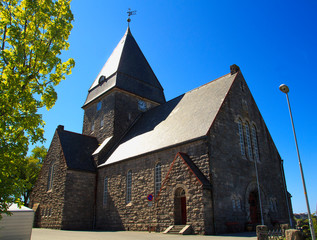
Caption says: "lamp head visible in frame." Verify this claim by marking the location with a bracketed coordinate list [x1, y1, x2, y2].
[279, 84, 289, 94]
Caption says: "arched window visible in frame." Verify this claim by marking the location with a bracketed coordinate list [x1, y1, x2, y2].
[155, 163, 161, 196]
[103, 177, 108, 205]
[126, 170, 132, 203]
[237, 119, 245, 157]
[47, 162, 55, 191]
[236, 198, 241, 210]
[251, 125, 259, 161]
[245, 122, 253, 160]
[232, 198, 236, 211]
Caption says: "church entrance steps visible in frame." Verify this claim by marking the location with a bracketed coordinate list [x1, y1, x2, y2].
[163, 225, 192, 235]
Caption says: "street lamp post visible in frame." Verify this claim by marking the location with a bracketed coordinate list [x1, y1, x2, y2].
[279, 84, 315, 240]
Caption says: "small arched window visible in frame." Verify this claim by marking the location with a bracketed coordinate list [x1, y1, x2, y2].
[237, 119, 245, 157]
[251, 125, 259, 161]
[245, 122, 253, 160]
[155, 163, 161, 196]
[126, 170, 132, 203]
[47, 162, 55, 191]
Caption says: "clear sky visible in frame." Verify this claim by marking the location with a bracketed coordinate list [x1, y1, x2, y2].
[33, 0, 317, 214]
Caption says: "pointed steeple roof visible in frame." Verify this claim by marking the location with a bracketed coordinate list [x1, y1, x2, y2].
[83, 27, 165, 107]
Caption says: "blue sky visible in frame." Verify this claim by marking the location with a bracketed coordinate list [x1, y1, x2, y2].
[34, 0, 317, 214]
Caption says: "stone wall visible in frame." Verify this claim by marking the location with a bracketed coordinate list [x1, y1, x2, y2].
[62, 170, 96, 230]
[155, 153, 213, 234]
[29, 131, 68, 229]
[95, 139, 212, 234]
[208, 72, 292, 233]
[82, 90, 159, 144]
[82, 92, 115, 142]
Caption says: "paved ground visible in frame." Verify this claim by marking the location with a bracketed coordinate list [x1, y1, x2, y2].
[31, 228, 257, 240]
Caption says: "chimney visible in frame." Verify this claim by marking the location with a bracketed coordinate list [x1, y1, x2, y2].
[230, 64, 240, 75]
[57, 125, 64, 132]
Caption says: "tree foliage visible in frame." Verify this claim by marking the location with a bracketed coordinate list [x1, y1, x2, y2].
[19, 146, 47, 206]
[0, 0, 74, 217]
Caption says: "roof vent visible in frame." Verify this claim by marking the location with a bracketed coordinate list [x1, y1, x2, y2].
[57, 125, 64, 131]
[230, 64, 240, 75]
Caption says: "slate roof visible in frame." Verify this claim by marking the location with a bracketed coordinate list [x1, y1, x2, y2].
[57, 129, 98, 172]
[83, 27, 165, 107]
[99, 72, 237, 167]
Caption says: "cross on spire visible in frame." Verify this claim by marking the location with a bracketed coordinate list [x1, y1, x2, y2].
[127, 8, 136, 27]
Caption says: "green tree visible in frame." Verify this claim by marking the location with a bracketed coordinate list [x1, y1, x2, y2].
[0, 0, 74, 218]
[19, 146, 47, 206]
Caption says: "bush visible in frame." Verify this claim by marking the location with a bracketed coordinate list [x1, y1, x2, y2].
[296, 214, 317, 240]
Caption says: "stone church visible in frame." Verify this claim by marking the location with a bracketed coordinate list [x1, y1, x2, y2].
[30, 27, 293, 234]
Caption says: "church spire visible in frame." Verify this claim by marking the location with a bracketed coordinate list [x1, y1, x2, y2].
[83, 25, 165, 107]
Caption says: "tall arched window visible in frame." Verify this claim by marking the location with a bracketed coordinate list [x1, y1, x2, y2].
[155, 163, 161, 196]
[251, 125, 259, 161]
[103, 177, 108, 205]
[47, 162, 55, 191]
[237, 119, 245, 157]
[126, 170, 132, 203]
[245, 123, 253, 160]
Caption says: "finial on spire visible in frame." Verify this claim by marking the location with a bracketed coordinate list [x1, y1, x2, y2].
[127, 8, 137, 27]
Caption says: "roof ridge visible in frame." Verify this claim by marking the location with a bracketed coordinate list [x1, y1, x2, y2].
[58, 128, 98, 140]
[185, 72, 233, 94]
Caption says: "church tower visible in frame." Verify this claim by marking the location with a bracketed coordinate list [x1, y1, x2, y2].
[82, 27, 165, 143]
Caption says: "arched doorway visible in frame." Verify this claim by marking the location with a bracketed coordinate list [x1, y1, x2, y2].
[249, 191, 260, 224]
[174, 188, 186, 225]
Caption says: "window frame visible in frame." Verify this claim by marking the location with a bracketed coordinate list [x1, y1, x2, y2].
[155, 163, 161, 196]
[126, 170, 132, 203]
[47, 162, 55, 191]
[237, 119, 245, 157]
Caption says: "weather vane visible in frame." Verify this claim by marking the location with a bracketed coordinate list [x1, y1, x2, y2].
[127, 8, 137, 27]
